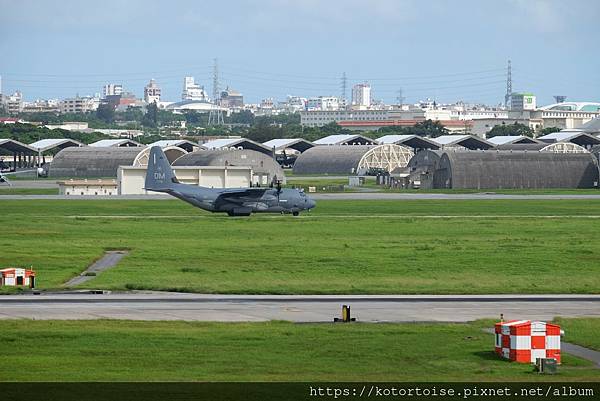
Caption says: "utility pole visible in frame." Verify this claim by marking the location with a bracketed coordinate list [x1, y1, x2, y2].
[208, 58, 224, 126]
[504, 59, 512, 109]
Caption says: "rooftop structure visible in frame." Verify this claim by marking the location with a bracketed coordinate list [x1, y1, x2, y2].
[495, 142, 589, 153]
[313, 134, 377, 146]
[375, 134, 441, 150]
[430, 135, 494, 150]
[200, 138, 273, 156]
[148, 140, 198, 153]
[165, 99, 217, 112]
[29, 138, 84, 153]
[0, 139, 37, 156]
[539, 102, 600, 112]
[486, 136, 540, 146]
[263, 138, 314, 153]
[537, 131, 600, 147]
[89, 139, 143, 148]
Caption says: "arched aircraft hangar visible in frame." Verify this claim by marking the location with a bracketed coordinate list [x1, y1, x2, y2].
[293, 144, 414, 175]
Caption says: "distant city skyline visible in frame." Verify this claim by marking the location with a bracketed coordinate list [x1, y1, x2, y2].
[1, 0, 598, 106]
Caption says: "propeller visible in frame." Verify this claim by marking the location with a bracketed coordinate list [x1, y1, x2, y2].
[270, 175, 283, 200]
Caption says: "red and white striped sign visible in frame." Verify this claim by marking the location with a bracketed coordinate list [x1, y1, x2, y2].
[494, 320, 561, 363]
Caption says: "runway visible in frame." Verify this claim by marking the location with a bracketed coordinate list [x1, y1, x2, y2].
[1, 293, 599, 322]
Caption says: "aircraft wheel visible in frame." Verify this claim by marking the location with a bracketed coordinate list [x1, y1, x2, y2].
[293, 211, 299, 216]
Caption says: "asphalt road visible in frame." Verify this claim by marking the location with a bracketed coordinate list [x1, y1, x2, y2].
[4, 193, 600, 200]
[1, 293, 599, 322]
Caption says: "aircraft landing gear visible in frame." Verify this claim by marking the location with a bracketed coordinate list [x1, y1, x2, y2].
[292, 211, 299, 216]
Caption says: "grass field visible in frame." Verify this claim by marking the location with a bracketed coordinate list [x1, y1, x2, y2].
[2, 199, 600, 294]
[0, 200, 600, 294]
[0, 187, 58, 195]
[0, 319, 597, 382]
[555, 318, 600, 351]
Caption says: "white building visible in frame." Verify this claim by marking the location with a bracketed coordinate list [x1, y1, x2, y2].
[305, 96, 341, 111]
[22, 98, 60, 113]
[511, 93, 536, 111]
[2, 91, 23, 114]
[351, 83, 371, 109]
[103, 84, 123, 97]
[144, 79, 161, 104]
[118, 166, 253, 195]
[182, 77, 208, 101]
[278, 96, 307, 113]
[58, 179, 118, 196]
[59, 96, 100, 114]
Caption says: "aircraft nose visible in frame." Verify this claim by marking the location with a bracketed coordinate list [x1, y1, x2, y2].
[306, 197, 316, 209]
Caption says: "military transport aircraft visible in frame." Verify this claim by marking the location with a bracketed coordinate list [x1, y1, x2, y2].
[144, 146, 316, 216]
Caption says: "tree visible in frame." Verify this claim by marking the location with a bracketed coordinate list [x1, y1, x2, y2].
[406, 119, 449, 138]
[487, 122, 534, 138]
[96, 103, 115, 124]
[229, 110, 255, 125]
[539, 126, 561, 136]
[142, 102, 158, 128]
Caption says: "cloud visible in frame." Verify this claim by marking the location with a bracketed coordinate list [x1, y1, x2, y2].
[509, 0, 597, 34]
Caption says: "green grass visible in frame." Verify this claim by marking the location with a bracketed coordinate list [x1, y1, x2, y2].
[555, 318, 600, 351]
[2, 199, 600, 294]
[0, 319, 597, 382]
[380, 188, 600, 195]
[0, 187, 58, 195]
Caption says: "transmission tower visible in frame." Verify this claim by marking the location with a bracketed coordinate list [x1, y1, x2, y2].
[396, 88, 405, 106]
[504, 59, 512, 109]
[208, 58, 224, 126]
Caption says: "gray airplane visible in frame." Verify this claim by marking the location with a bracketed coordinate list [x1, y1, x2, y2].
[144, 146, 316, 216]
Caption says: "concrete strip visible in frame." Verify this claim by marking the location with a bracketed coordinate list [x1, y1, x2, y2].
[63, 251, 129, 287]
[0, 294, 599, 323]
[562, 342, 600, 367]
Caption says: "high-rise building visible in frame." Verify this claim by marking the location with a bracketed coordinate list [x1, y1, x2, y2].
[144, 79, 161, 104]
[510, 93, 536, 111]
[219, 87, 243, 108]
[182, 76, 208, 101]
[352, 83, 371, 109]
[103, 84, 123, 98]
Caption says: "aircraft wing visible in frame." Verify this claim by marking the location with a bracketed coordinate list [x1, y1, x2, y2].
[1, 170, 37, 175]
[214, 188, 269, 207]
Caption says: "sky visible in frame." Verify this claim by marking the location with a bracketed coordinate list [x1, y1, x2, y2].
[0, 0, 599, 106]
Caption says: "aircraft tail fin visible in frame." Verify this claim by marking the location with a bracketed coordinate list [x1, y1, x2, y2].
[145, 146, 178, 191]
